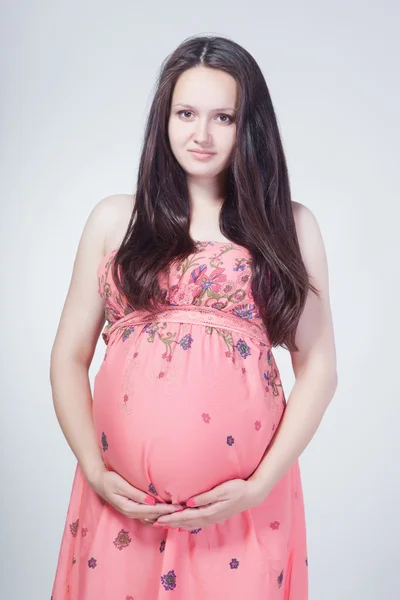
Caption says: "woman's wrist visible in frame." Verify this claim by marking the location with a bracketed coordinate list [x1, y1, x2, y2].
[81, 458, 108, 488]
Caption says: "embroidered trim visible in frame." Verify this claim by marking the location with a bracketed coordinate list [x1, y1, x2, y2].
[102, 305, 270, 348]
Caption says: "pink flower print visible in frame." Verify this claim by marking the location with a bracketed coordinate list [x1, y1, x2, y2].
[123, 394, 129, 403]
[211, 301, 227, 310]
[113, 528, 132, 551]
[255, 420, 262, 431]
[126, 596, 134, 600]
[202, 413, 211, 424]
[270, 520, 280, 530]
[158, 371, 166, 378]
[81, 527, 88, 537]
[192, 266, 227, 295]
[69, 519, 79, 537]
[232, 289, 246, 303]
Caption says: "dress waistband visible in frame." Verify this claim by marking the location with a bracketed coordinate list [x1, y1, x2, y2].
[102, 304, 270, 347]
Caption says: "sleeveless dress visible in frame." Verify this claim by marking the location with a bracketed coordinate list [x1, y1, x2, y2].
[51, 239, 308, 600]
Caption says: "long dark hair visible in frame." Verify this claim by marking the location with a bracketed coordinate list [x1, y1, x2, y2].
[111, 34, 320, 352]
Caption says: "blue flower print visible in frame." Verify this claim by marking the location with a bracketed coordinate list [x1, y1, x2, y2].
[235, 338, 251, 359]
[277, 569, 284, 588]
[161, 569, 177, 591]
[101, 432, 108, 452]
[148, 482, 157, 495]
[179, 333, 194, 350]
[122, 325, 135, 341]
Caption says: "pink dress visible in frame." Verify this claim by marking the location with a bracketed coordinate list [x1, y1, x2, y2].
[51, 239, 308, 599]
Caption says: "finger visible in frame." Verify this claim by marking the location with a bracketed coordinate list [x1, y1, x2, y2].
[140, 518, 156, 526]
[156, 509, 190, 526]
[112, 474, 158, 505]
[157, 503, 220, 525]
[112, 474, 182, 511]
[186, 489, 224, 507]
[120, 499, 183, 519]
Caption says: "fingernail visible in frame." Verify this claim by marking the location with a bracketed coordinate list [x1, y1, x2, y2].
[186, 498, 196, 507]
[144, 495, 156, 505]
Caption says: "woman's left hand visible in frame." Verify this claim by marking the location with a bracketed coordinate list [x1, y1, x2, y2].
[154, 478, 266, 531]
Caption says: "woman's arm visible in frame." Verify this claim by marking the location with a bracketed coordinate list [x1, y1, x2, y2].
[50, 197, 114, 485]
[248, 203, 338, 497]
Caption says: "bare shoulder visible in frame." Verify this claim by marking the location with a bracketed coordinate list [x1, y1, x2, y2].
[291, 201, 326, 277]
[50, 193, 136, 363]
[96, 193, 136, 256]
[292, 200, 317, 234]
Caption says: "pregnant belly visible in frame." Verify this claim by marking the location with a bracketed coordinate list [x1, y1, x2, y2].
[92, 323, 282, 505]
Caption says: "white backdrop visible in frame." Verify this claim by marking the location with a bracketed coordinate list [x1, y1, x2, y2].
[1, 1, 399, 598]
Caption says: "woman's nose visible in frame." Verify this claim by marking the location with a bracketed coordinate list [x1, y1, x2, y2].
[193, 121, 211, 144]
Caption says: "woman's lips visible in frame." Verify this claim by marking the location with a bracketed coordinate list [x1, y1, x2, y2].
[188, 149, 215, 159]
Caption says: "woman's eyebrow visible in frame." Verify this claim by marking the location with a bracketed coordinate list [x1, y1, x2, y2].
[172, 103, 236, 112]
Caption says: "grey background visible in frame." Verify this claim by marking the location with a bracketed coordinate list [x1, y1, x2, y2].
[1, 1, 399, 598]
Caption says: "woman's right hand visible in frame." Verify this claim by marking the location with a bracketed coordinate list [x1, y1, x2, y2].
[88, 466, 183, 525]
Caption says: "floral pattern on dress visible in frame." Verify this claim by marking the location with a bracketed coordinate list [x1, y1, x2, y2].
[48, 241, 308, 599]
[97, 242, 267, 344]
[69, 519, 79, 537]
[161, 569, 177, 591]
[113, 529, 132, 551]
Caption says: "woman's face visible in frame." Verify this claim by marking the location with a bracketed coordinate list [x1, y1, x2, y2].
[168, 66, 238, 178]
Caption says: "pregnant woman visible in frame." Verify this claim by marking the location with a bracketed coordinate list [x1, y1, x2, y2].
[50, 35, 337, 599]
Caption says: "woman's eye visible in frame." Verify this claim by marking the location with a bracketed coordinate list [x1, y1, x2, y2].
[217, 114, 233, 123]
[177, 111, 234, 124]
